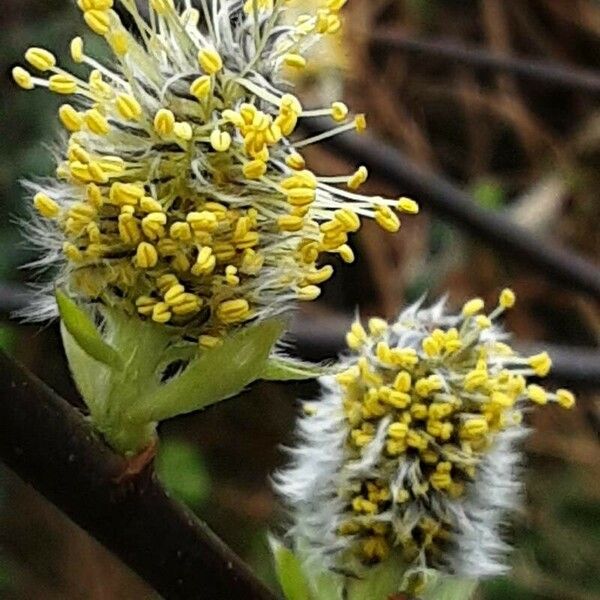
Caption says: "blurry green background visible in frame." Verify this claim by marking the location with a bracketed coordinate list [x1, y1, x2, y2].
[1, 0, 599, 599]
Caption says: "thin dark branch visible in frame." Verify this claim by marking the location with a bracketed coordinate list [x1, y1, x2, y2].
[373, 29, 600, 94]
[303, 119, 600, 301]
[0, 350, 279, 600]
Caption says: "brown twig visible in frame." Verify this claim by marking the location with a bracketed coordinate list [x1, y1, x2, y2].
[0, 350, 278, 600]
[372, 29, 600, 94]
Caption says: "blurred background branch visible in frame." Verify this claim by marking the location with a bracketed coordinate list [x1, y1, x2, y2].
[373, 30, 600, 95]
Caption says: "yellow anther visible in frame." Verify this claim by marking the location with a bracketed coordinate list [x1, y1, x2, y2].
[25, 47, 56, 71]
[166, 222, 189, 241]
[67, 202, 96, 223]
[60, 104, 83, 129]
[397, 197, 419, 214]
[422, 336, 441, 357]
[110, 182, 144, 206]
[107, 30, 129, 56]
[217, 298, 251, 324]
[348, 321, 367, 346]
[298, 285, 321, 301]
[243, 159, 267, 180]
[410, 403, 428, 420]
[374, 205, 400, 233]
[84, 9, 111, 35]
[556, 389, 575, 409]
[173, 122, 193, 141]
[63, 242, 84, 262]
[191, 246, 216, 276]
[277, 214, 303, 232]
[499, 288, 516, 309]
[367, 317, 387, 337]
[282, 170, 317, 189]
[220, 109, 244, 129]
[391, 371, 410, 394]
[210, 129, 231, 152]
[49, 73, 77, 95]
[527, 384, 548, 405]
[171, 294, 201, 316]
[463, 368, 488, 392]
[462, 297, 485, 317]
[12, 67, 34, 90]
[528, 351, 552, 377]
[198, 47, 223, 74]
[163, 284, 186, 305]
[135, 242, 158, 269]
[275, 111, 297, 136]
[430, 470, 452, 491]
[330, 101, 349, 122]
[383, 390, 410, 409]
[136, 296, 157, 317]
[460, 417, 489, 439]
[154, 108, 175, 137]
[87, 161, 108, 183]
[141, 212, 167, 240]
[190, 75, 212, 99]
[327, 0, 347, 11]
[347, 166, 368, 190]
[334, 208, 360, 232]
[285, 153, 305, 170]
[406, 430, 428, 451]
[286, 187, 316, 207]
[243, 0, 273, 13]
[475, 315, 492, 329]
[304, 265, 334, 285]
[490, 391, 514, 408]
[388, 347, 418, 368]
[151, 302, 172, 324]
[68, 142, 90, 163]
[155, 275, 178, 295]
[68, 161, 93, 183]
[354, 113, 367, 133]
[338, 244, 355, 263]
[350, 497, 376, 516]
[116, 94, 142, 121]
[280, 94, 303, 116]
[199, 335, 222, 348]
[98, 156, 125, 175]
[224, 265, 240, 286]
[70, 37, 84, 63]
[283, 53, 306, 69]
[83, 111, 109, 139]
[240, 248, 264, 273]
[150, 0, 174, 14]
[33, 193, 60, 218]
[122, 215, 146, 246]
[78, 0, 113, 9]
[187, 211, 218, 233]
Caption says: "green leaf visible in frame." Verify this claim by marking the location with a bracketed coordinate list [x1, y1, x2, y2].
[271, 539, 312, 600]
[125, 319, 284, 423]
[261, 356, 332, 381]
[56, 290, 123, 369]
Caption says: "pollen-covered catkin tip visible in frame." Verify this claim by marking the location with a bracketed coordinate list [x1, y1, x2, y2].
[276, 290, 575, 585]
[14, 0, 417, 349]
